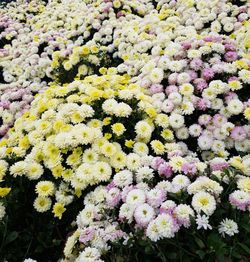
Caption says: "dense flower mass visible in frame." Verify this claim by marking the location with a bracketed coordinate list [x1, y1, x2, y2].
[0, 0, 249, 261]
[63, 156, 250, 260]
[1, 73, 179, 218]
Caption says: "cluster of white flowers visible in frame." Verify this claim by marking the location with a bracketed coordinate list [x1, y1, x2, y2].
[64, 150, 245, 259]
[0, 0, 249, 260]
[1, 73, 181, 218]
[0, 0, 249, 138]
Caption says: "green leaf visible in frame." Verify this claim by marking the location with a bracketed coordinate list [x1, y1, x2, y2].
[194, 237, 205, 249]
[145, 246, 152, 254]
[5, 231, 18, 245]
[238, 243, 250, 254]
[232, 250, 242, 259]
[241, 224, 250, 233]
[196, 250, 206, 259]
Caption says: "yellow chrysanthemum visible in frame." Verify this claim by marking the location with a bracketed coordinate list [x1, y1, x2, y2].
[125, 139, 135, 148]
[103, 117, 112, 126]
[150, 140, 165, 155]
[53, 202, 66, 219]
[0, 188, 11, 197]
[35, 181, 55, 197]
[34, 196, 52, 213]
[161, 129, 174, 141]
[244, 108, 250, 120]
[112, 123, 126, 136]
[145, 107, 157, 118]
[81, 46, 90, 55]
[101, 142, 117, 157]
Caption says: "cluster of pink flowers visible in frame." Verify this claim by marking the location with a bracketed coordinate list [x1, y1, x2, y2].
[0, 15, 22, 46]
[139, 35, 250, 161]
[66, 150, 250, 259]
[0, 84, 35, 136]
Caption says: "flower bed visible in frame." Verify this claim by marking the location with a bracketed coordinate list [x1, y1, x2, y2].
[0, 0, 249, 261]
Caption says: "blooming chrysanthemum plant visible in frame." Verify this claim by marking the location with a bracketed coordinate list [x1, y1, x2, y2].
[0, 0, 250, 261]
[64, 159, 250, 261]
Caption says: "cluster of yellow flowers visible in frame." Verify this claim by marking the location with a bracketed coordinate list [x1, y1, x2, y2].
[52, 45, 100, 71]
[0, 71, 172, 219]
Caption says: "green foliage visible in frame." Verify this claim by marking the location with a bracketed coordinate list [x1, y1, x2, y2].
[0, 176, 83, 261]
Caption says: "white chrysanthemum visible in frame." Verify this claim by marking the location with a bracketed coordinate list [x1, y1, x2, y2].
[198, 136, 213, 150]
[192, 192, 216, 216]
[23, 259, 37, 262]
[202, 88, 216, 100]
[119, 203, 135, 223]
[172, 175, 191, 191]
[84, 186, 107, 206]
[10, 161, 27, 177]
[0, 203, 6, 221]
[114, 102, 132, 117]
[102, 98, 118, 114]
[235, 140, 250, 152]
[75, 125, 95, 145]
[169, 156, 186, 172]
[134, 203, 155, 227]
[168, 92, 182, 105]
[175, 204, 194, 228]
[0, 160, 8, 181]
[149, 68, 164, 83]
[94, 162, 112, 182]
[133, 142, 149, 156]
[181, 100, 195, 115]
[119, 89, 134, 100]
[26, 162, 44, 180]
[196, 214, 212, 230]
[242, 157, 250, 176]
[141, 155, 154, 166]
[82, 149, 99, 163]
[237, 177, 250, 192]
[179, 83, 194, 96]
[187, 177, 223, 196]
[146, 220, 160, 242]
[239, 69, 250, 84]
[136, 166, 154, 183]
[56, 190, 74, 206]
[101, 142, 117, 157]
[218, 219, 239, 237]
[64, 230, 79, 258]
[168, 61, 184, 72]
[175, 127, 189, 140]
[75, 163, 92, 185]
[227, 99, 244, 115]
[76, 247, 101, 262]
[208, 80, 227, 94]
[187, 49, 201, 59]
[110, 151, 127, 169]
[177, 72, 191, 84]
[113, 170, 133, 187]
[135, 121, 153, 138]
[79, 104, 95, 118]
[156, 181, 172, 192]
[155, 213, 176, 238]
[155, 114, 169, 128]
[189, 124, 202, 137]
[160, 200, 176, 211]
[169, 113, 184, 129]
[126, 189, 146, 207]
[35, 181, 55, 197]
[126, 153, 141, 171]
[211, 20, 222, 32]
[77, 205, 96, 228]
